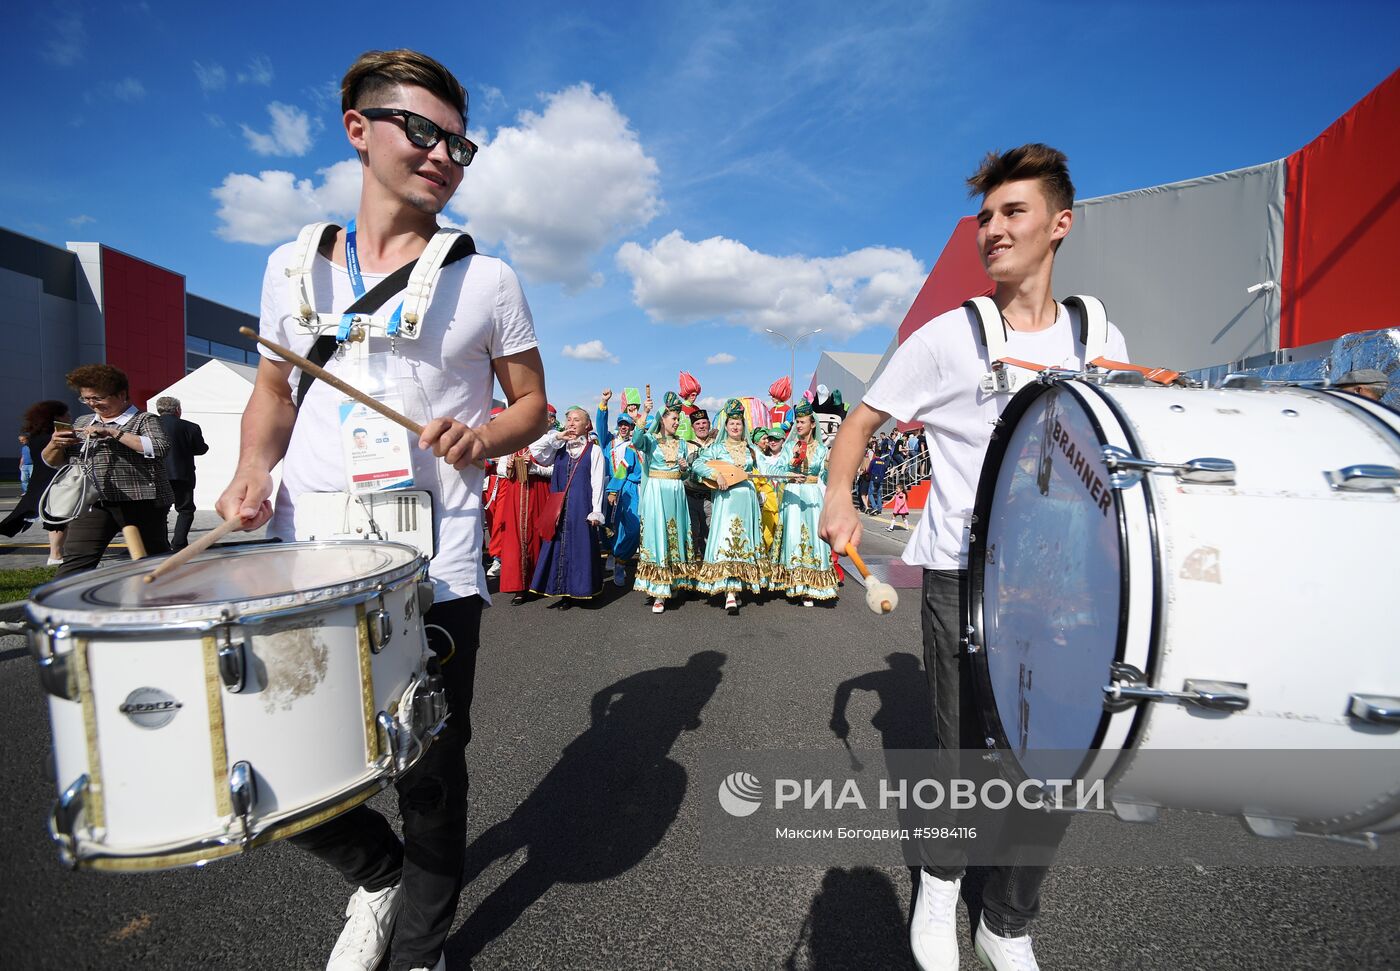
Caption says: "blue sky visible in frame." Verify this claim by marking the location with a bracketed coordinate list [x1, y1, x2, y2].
[4, 1, 1397, 416]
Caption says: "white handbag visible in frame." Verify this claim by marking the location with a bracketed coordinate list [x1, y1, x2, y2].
[40, 462, 92, 524]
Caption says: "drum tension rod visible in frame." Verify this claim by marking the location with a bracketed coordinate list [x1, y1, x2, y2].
[1101, 446, 1236, 489]
[1104, 662, 1249, 713]
[217, 616, 247, 694]
[229, 761, 258, 848]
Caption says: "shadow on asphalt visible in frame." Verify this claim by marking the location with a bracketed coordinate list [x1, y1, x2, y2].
[784, 866, 911, 970]
[447, 650, 727, 961]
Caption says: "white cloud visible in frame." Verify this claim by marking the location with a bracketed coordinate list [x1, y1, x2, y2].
[616, 231, 925, 339]
[694, 396, 726, 413]
[561, 340, 619, 364]
[86, 78, 146, 104]
[237, 56, 275, 86]
[68, 214, 96, 228]
[475, 84, 505, 113]
[194, 61, 227, 94]
[212, 159, 361, 244]
[43, 12, 84, 66]
[241, 103, 316, 157]
[451, 83, 661, 291]
[706, 352, 737, 365]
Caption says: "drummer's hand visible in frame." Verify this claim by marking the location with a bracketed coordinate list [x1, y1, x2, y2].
[420, 418, 486, 470]
[216, 473, 274, 531]
[819, 493, 862, 557]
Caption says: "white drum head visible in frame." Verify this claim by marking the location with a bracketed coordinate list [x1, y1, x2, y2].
[29, 541, 423, 627]
[971, 386, 1124, 778]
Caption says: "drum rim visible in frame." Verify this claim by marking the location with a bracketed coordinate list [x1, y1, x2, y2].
[967, 379, 1162, 784]
[26, 540, 428, 630]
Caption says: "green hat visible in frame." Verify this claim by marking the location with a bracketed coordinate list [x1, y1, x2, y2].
[663, 391, 683, 413]
[793, 400, 813, 418]
[722, 398, 745, 421]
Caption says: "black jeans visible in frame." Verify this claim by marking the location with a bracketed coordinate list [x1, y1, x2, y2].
[289, 595, 483, 970]
[919, 569, 1071, 937]
[167, 479, 196, 550]
[686, 489, 709, 557]
[54, 499, 171, 578]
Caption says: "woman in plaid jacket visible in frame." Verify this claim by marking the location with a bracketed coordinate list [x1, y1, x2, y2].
[42, 364, 172, 578]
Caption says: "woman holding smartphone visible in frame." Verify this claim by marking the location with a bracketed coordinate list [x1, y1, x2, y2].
[42, 364, 172, 577]
[1, 399, 73, 563]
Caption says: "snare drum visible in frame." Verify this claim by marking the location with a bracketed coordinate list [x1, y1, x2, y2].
[969, 377, 1400, 838]
[27, 541, 448, 871]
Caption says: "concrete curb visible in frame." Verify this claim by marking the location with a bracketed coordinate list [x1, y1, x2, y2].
[0, 599, 28, 624]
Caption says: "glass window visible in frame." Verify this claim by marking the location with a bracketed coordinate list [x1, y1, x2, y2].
[185, 335, 211, 355]
[210, 340, 245, 362]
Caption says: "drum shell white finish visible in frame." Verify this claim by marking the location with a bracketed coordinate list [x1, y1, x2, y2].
[32, 543, 431, 869]
[977, 382, 1400, 833]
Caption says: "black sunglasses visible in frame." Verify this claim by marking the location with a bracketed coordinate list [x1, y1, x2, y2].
[359, 108, 478, 167]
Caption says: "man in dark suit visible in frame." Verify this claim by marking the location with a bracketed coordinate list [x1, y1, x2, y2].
[156, 396, 209, 550]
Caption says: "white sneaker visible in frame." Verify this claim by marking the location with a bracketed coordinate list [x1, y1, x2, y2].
[486, 559, 501, 578]
[327, 884, 401, 970]
[407, 956, 446, 971]
[652, 598, 665, 614]
[725, 592, 739, 613]
[910, 871, 961, 970]
[46, 557, 63, 566]
[974, 921, 1039, 971]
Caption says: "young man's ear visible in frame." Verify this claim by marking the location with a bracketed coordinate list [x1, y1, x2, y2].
[345, 109, 369, 158]
[1050, 207, 1073, 244]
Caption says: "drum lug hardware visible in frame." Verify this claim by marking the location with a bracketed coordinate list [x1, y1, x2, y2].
[961, 625, 980, 655]
[367, 587, 393, 654]
[1101, 446, 1236, 489]
[1324, 465, 1400, 493]
[37, 652, 76, 702]
[218, 629, 247, 694]
[49, 774, 89, 868]
[1347, 694, 1400, 726]
[229, 761, 258, 847]
[1104, 663, 1249, 713]
[377, 711, 405, 772]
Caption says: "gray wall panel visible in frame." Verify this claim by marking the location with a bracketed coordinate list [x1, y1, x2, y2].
[1054, 161, 1286, 371]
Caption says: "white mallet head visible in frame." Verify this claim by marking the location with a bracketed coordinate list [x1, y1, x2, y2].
[865, 581, 898, 615]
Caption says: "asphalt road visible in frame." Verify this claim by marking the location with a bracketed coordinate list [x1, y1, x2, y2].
[1, 517, 1396, 970]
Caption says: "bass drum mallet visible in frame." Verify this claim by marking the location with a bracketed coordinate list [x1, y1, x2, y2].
[843, 543, 898, 615]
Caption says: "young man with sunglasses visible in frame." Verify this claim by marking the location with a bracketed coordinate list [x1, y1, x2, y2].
[216, 49, 547, 971]
[820, 145, 1128, 971]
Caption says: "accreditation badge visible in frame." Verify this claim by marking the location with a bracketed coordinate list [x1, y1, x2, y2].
[340, 393, 416, 494]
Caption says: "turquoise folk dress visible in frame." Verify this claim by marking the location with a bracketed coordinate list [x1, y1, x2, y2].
[691, 437, 768, 595]
[631, 421, 699, 599]
[768, 433, 840, 601]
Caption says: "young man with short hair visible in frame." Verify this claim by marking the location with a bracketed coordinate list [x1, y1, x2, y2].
[216, 48, 547, 971]
[821, 144, 1127, 971]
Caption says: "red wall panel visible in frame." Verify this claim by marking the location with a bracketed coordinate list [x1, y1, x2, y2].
[1280, 69, 1400, 347]
[101, 249, 185, 406]
[896, 216, 992, 345]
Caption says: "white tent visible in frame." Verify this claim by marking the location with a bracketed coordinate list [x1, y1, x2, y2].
[147, 359, 282, 511]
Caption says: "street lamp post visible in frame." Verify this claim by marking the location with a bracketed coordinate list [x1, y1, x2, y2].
[764, 327, 823, 399]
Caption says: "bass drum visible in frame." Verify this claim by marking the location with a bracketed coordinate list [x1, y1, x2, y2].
[968, 378, 1400, 838]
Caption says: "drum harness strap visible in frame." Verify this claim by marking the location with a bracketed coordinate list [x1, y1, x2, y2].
[966, 295, 1183, 393]
[284, 223, 478, 409]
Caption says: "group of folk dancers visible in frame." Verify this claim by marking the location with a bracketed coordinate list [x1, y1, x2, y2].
[483, 388, 841, 612]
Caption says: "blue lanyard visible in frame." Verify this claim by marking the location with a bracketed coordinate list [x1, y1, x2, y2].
[338, 219, 404, 341]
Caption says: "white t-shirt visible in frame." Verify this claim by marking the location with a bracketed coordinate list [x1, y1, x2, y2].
[258, 243, 539, 603]
[862, 302, 1128, 570]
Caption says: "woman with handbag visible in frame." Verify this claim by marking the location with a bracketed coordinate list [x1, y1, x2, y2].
[527, 407, 606, 604]
[41, 364, 172, 578]
[0, 400, 72, 564]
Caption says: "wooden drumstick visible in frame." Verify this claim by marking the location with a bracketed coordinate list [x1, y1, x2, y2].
[144, 513, 243, 584]
[122, 526, 147, 561]
[238, 327, 424, 436]
[844, 542, 898, 615]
